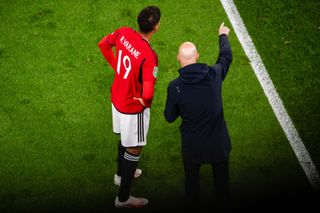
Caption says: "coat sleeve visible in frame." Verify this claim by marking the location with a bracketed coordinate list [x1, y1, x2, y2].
[214, 34, 233, 81]
[164, 82, 179, 123]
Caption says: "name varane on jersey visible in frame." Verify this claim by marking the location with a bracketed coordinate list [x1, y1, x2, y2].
[119, 36, 141, 59]
[98, 27, 158, 114]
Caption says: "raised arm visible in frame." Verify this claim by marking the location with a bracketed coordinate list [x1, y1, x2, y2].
[215, 22, 233, 80]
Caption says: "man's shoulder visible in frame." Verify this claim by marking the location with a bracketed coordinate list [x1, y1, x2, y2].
[168, 77, 180, 89]
[121, 28, 156, 56]
[139, 42, 158, 65]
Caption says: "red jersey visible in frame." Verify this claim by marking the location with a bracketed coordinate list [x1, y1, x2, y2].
[98, 27, 158, 114]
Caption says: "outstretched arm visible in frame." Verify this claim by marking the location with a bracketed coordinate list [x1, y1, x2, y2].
[215, 22, 233, 80]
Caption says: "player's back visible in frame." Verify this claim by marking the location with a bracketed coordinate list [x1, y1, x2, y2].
[112, 27, 157, 113]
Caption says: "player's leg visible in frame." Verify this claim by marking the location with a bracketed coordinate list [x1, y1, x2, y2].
[211, 160, 230, 209]
[182, 156, 201, 207]
[115, 109, 150, 208]
[114, 143, 142, 186]
[112, 104, 124, 181]
[116, 140, 126, 175]
[113, 105, 142, 186]
[117, 146, 143, 202]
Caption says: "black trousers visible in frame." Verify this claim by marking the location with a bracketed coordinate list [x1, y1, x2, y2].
[183, 157, 230, 208]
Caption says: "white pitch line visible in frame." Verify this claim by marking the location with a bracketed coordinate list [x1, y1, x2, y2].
[220, 0, 320, 190]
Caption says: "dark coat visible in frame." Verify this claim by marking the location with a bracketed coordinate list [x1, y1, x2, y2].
[164, 35, 233, 163]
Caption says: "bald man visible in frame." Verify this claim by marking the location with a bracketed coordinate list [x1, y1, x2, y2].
[164, 23, 232, 209]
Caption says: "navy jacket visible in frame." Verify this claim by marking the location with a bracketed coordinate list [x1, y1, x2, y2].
[164, 35, 232, 163]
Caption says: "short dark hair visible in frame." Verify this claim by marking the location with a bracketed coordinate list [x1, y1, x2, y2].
[137, 6, 161, 33]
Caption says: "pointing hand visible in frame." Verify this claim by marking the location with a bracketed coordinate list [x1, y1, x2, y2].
[219, 22, 230, 36]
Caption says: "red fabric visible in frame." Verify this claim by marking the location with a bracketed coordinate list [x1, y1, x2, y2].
[98, 36, 116, 70]
[98, 27, 158, 113]
[142, 81, 154, 107]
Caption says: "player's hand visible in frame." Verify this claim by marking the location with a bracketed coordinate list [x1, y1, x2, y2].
[219, 22, 230, 36]
[133, 97, 146, 107]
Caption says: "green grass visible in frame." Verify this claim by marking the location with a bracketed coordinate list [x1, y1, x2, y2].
[0, 0, 317, 212]
[234, 0, 320, 169]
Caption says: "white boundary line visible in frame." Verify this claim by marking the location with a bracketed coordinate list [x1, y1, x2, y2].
[220, 0, 320, 190]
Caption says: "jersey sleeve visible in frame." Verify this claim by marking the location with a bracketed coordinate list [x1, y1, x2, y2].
[98, 28, 121, 71]
[141, 51, 158, 107]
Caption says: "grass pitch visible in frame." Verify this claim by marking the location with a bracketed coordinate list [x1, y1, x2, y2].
[0, 0, 318, 212]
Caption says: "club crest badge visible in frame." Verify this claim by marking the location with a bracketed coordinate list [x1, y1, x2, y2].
[153, 66, 158, 78]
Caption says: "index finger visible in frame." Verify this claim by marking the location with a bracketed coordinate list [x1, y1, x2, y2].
[220, 22, 225, 28]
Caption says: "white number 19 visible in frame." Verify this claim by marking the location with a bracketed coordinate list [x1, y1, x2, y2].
[117, 50, 132, 79]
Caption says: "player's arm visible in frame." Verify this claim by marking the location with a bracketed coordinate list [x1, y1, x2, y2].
[133, 81, 154, 108]
[134, 55, 157, 108]
[141, 81, 154, 108]
[134, 80, 153, 105]
[98, 30, 118, 71]
[164, 82, 179, 123]
[214, 22, 233, 80]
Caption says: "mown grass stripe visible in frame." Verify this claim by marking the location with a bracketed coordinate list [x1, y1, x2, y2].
[220, 0, 320, 190]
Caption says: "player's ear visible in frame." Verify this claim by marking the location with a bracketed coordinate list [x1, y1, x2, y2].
[196, 53, 199, 61]
[154, 22, 160, 31]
